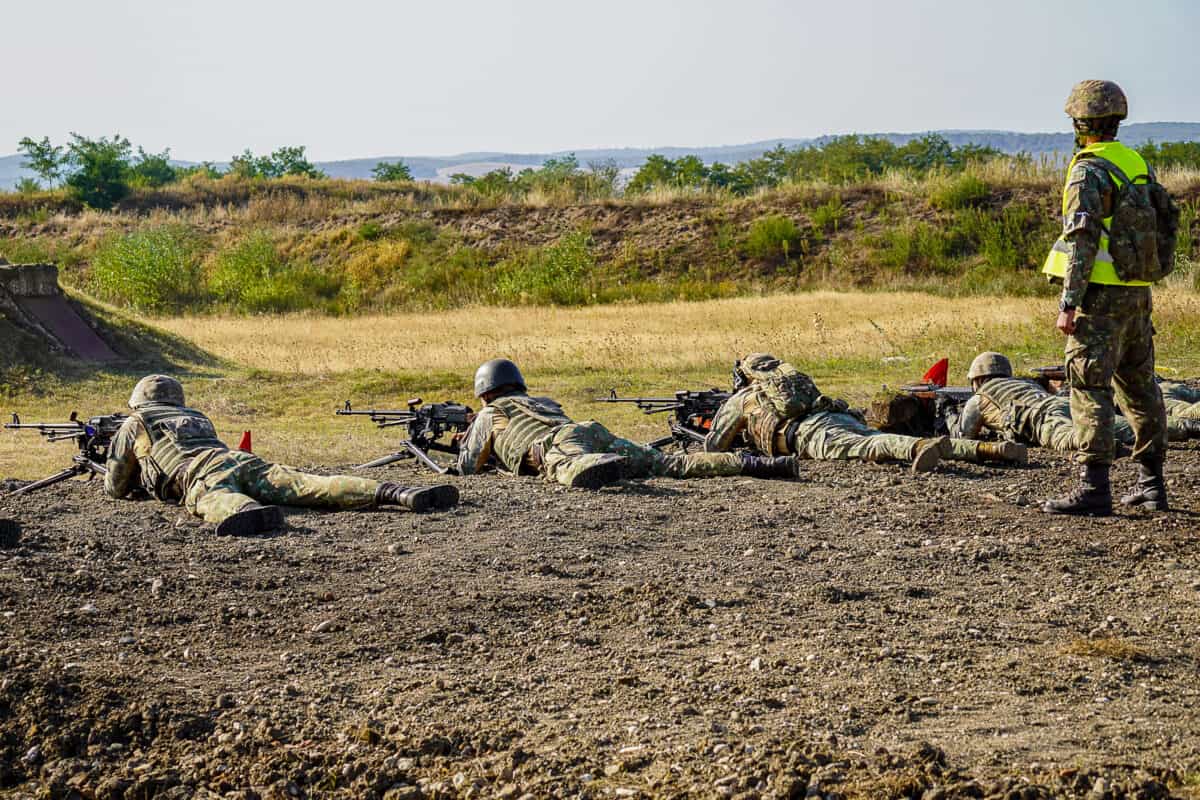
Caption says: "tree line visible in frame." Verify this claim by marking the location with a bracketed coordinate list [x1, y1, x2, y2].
[13, 132, 1200, 210]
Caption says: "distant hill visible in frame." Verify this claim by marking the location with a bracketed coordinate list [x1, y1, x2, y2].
[3, 122, 1198, 189]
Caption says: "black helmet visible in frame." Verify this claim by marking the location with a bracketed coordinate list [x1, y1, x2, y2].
[474, 358, 526, 398]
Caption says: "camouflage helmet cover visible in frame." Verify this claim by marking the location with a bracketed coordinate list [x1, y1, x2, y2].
[474, 358, 527, 398]
[1064, 80, 1128, 120]
[737, 353, 781, 377]
[128, 374, 185, 408]
[967, 352, 1013, 381]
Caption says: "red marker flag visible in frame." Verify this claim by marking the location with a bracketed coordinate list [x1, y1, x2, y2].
[237, 431, 253, 453]
[922, 358, 949, 388]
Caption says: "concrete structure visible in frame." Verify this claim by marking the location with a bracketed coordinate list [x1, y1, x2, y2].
[0, 263, 119, 362]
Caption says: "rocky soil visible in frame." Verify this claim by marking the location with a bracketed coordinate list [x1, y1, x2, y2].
[3, 447, 1200, 799]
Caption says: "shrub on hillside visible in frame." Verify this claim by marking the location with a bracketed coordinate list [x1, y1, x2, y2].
[495, 230, 594, 305]
[930, 175, 991, 210]
[91, 224, 205, 311]
[208, 232, 339, 313]
[744, 216, 803, 264]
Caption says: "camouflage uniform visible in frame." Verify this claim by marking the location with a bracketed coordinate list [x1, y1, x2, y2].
[1055, 157, 1167, 467]
[456, 391, 741, 487]
[953, 377, 1179, 451]
[106, 404, 382, 526]
[1159, 380, 1200, 419]
[706, 386, 927, 464]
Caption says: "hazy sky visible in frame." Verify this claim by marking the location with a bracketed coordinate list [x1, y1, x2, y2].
[6, 0, 1198, 161]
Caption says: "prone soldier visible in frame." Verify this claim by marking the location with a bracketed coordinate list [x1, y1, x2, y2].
[704, 353, 1027, 472]
[456, 359, 805, 488]
[106, 375, 459, 535]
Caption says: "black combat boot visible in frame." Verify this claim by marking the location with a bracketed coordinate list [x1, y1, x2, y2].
[215, 502, 285, 536]
[739, 453, 803, 479]
[1120, 458, 1169, 511]
[1041, 464, 1113, 516]
[376, 482, 460, 512]
[567, 454, 627, 489]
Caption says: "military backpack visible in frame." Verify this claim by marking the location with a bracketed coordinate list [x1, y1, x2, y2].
[1089, 155, 1180, 283]
[738, 355, 822, 420]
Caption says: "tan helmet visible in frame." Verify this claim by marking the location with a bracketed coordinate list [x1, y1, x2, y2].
[128, 374, 185, 408]
[967, 352, 1012, 382]
[1064, 80, 1128, 120]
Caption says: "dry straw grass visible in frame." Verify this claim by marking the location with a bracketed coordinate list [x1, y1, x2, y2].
[1062, 637, 1152, 662]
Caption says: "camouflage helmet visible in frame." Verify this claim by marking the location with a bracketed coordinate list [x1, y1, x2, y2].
[737, 353, 781, 378]
[967, 352, 1012, 382]
[473, 358, 526, 398]
[128, 374, 185, 408]
[1064, 80, 1128, 120]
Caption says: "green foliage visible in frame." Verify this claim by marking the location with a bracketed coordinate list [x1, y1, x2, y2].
[371, 160, 413, 182]
[208, 232, 339, 313]
[17, 136, 64, 187]
[876, 222, 956, 275]
[495, 230, 595, 305]
[91, 224, 205, 311]
[128, 147, 177, 187]
[14, 178, 41, 194]
[930, 174, 991, 210]
[810, 197, 845, 232]
[64, 133, 132, 210]
[744, 216, 802, 263]
[230, 146, 324, 179]
[1140, 140, 1200, 170]
[357, 221, 384, 241]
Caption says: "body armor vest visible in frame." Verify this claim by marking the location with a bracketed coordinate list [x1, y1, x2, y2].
[743, 390, 785, 456]
[491, 395, 572, 472]
[133, 403, 226, 500]
[977, 378, 1055, 441]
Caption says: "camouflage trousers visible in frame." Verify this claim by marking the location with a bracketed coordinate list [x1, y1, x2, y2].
[1017, 397, 1184, 452]
[1162, 384, 1200, 419]
[788, 412, 920, 462]
[182, 449, 380, 525]
[1165, 398, 1200, 420]
[1066, 285, 1167, 466]
[542, 421, 741, 487]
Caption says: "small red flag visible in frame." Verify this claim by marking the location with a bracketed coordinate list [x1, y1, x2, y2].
[922, 358, 949, 388]
[237, 430, 253, 453]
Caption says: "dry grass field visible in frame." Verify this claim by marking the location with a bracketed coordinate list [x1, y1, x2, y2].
[7, 289, 1200, 482]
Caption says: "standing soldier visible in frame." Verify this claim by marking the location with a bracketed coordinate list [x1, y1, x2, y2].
[106, 375, 459, 536]
[1041, 80, 1178, 515]
[456, 359, 804, 488]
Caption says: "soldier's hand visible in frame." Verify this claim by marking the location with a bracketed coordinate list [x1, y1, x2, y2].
[1056, 309, 1076, 336]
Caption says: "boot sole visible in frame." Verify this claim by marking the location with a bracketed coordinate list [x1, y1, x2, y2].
[1003, 444, 1029, 465]
[215, 505, 285, 536]
[568, 457, 626, 489]
[911, 438, 946, 474]
[1120, 498, 1169, 511]
[430, 484, 460, 510]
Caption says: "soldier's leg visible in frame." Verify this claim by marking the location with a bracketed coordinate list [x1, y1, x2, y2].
[1167, 399, 1200, 420]
[183, 452, 284, 535]
[1066, 306, 1120, 466]
[942, 438, 1027, 465]
[1112, 294, 1170, 510]
[247, 461, 380, 509]
[1041, 414, 1079, 452]
[798, 414, 944, 472]
[542, 422, 629, 489]
[1045, 289, 1123, 515]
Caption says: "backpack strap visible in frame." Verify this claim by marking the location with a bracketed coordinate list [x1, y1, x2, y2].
[1085, 155, 1150, 187]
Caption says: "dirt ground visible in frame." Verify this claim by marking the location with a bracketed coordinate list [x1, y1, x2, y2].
[3, 446, 1200, 799]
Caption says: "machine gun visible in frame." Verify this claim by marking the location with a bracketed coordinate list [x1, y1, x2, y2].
[335, 399, 473, 474]
[4, 411, 126, 496]
[595, 388, 732, 452]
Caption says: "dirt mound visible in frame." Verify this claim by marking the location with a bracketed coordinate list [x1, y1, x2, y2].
[2, 449, 1199, 798]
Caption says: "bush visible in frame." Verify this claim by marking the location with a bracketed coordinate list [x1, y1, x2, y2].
[930, 175, 991, 210]
[372, 160, 413, 182]
[208, 232, 339, 313]
[495, 230, 594, 305]
[65, 133, 132, 210]
[91, 224, 205, 311]
[744, 215, 803, 263]
[810, 197, 844, 232]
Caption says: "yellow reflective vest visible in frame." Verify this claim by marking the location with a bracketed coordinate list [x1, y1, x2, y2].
[1041, 140, 1152, 287]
